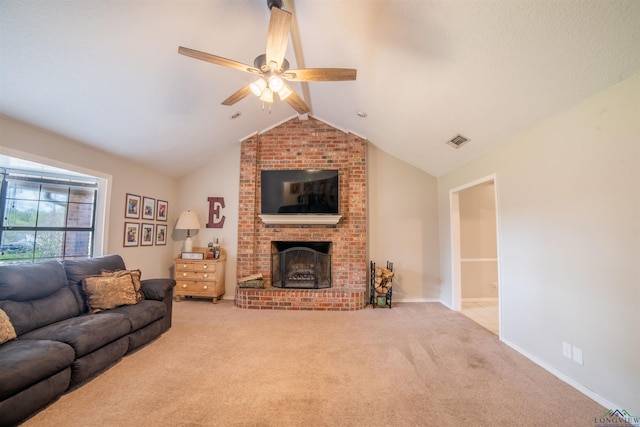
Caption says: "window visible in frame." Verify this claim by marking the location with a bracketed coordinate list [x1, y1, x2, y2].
[0, 173, 98, 264]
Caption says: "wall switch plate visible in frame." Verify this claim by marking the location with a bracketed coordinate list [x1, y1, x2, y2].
[572, 346, 583, 365]
[562, 341, 572, 359]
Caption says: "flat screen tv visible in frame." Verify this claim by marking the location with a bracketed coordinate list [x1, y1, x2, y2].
[261, 169, 339, 215]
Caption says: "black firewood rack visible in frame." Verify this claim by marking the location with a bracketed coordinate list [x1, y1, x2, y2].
[370, 260, 393, 309]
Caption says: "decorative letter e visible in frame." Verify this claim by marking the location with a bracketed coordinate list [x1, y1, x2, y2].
[206, 197, 225, 228]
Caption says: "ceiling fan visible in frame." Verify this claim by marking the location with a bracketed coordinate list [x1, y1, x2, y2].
[178, 0, 357, 114]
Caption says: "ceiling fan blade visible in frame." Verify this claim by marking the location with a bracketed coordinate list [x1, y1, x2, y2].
[265, 7, 292, 70]
[283, 87, 310, 115]
[178, 46, 261, 74]
[221, 84, 252, 106]
[283, 68, 357, 82]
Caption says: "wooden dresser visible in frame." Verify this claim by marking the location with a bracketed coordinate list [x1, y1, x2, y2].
[174, 247, 226, 303]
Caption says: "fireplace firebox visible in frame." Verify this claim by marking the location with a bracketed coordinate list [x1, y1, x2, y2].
[271, 241, 331, 289]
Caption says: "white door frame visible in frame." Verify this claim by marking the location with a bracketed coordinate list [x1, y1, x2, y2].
[449, 174, 501, 335]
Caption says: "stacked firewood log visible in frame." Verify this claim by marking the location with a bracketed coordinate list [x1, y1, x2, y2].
[374, 266, 394, 294]
[238, 273, 264, 288]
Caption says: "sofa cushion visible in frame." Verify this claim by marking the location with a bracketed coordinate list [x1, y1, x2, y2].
[83, 274, 139, 314]
[0, 260, 81, 335]
[0, 339, 74, 401]
[63, 255, 127, 312]
[100, 269, 144, 302]
[0, 286, 81, 337]
[0, 260, 68, 301]
[19, 313, 131, 358]
[0, 308, 16, 344]
[99, 299, 166, 332]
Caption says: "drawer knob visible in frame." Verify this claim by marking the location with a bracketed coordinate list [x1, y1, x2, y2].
[182, 264, 187, 268]
[182, 272, 187, 277]
[203, 274, 208, 278]
[203, 285, 208, 290]
[203, 264, 208, 269]
[182, 284, 187, 288]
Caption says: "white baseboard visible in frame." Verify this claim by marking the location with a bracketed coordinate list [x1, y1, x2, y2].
[392, 298, 444, 304]
[461, 297, 498, 303]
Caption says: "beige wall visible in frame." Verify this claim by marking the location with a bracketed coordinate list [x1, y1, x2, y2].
[368, 143, 440, 301]
[176, 140, 441, 303]
[0, 115, 178, 278]
[438, 73, 640, 412]
[175, 142, 240, 298]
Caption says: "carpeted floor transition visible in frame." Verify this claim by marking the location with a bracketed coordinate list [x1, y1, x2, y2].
[22, 301, 611, 426]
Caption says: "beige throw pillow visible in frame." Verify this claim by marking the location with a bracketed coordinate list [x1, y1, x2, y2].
[83, 274, 139, 314]
[0, 308, 17, 344]
[101, 269, 144, 302]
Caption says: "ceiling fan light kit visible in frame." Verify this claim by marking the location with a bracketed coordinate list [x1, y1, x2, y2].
[259, 88, 274, 103]
[178, 1, 356, 115]
[250, 79, 267, 97]
[268, 75, 284, 92]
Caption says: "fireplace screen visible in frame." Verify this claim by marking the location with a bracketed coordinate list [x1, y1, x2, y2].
[271, 242, 331, 289]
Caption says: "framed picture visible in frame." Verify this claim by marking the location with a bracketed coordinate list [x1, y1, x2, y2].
[142, 197, 155, 220]
[155, 224, 167, 246]
[141, 223, 154, 246]
[123, 222, 140, 247]
[125, 194, 141, 219]
[156, 200, 168, 221]
[181, 252, 204, 260]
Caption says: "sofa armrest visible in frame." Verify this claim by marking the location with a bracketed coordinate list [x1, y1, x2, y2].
[140, 278, 176, 301]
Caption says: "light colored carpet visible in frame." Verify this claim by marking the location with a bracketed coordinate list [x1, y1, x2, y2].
[23, 301, 607, 426]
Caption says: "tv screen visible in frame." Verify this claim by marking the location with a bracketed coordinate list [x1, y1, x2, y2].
[261, 170, 339, 215]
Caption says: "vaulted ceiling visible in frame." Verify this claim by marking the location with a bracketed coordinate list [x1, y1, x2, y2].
[1, 1, 639, 178]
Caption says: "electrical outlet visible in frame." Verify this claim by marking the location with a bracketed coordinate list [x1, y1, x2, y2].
[572, 346, 583, 365]
[562, 341, 572, 359]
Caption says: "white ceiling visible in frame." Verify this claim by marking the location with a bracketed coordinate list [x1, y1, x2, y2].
[1, 0, 639, 178]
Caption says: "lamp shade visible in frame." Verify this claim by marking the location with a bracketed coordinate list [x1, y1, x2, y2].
[176, 210, 201, 230]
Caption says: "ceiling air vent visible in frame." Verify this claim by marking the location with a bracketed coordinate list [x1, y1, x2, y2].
[447, 134, 470, 149]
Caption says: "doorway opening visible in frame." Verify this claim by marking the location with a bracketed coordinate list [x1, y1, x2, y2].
[450, 175, 500, 336]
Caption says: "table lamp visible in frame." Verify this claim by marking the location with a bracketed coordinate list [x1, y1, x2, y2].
[175, 210, 200, 252]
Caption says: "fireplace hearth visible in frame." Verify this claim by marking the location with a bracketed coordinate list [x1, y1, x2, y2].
[271, 241, 331, 289]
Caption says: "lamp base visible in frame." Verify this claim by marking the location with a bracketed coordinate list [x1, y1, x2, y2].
[184, 236, 193, 253]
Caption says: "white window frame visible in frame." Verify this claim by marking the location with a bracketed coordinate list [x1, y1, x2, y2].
[0, 147, 111, 257]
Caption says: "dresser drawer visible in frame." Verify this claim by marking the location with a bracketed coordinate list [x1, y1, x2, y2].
[177, 271, 216, 281]
[176, 280, 218, 295]
[175, 261, 196, 272]
[195, 262, 217, 273]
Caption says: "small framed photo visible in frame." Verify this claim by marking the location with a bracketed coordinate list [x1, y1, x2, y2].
[124, 222, 140, 247]
[142, 197, 155, 220]
[156, 200, 168, 221]
[125, 194, 141, 219]
[155, 224, 167, 246]
[181, 252, 204, 260]
[141, 223, 154, 246]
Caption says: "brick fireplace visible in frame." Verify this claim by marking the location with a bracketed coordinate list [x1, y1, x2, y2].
[235, 117, 367, 310]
